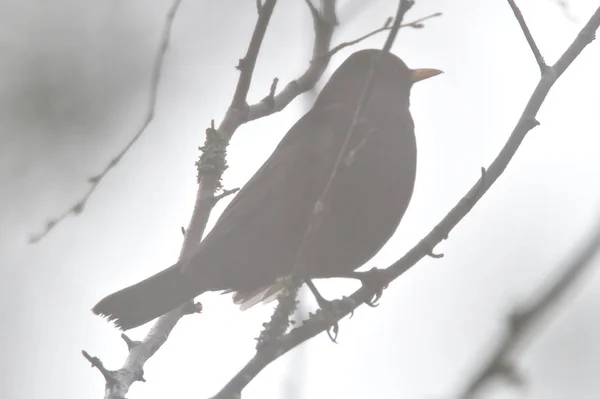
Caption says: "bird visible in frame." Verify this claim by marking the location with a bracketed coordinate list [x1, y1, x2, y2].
[92, 49, 442, 330]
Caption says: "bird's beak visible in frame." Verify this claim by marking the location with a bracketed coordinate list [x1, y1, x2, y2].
[411, 68, 443, 83]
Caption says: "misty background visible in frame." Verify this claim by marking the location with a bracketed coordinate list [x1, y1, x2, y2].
[1, 0, 600, 398]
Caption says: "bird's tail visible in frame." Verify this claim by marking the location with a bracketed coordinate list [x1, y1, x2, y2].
[92, 262, 202, 330]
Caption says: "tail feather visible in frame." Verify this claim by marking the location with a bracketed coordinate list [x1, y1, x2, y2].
[92, 262, 203, 330]
[233, 279, 289, 311]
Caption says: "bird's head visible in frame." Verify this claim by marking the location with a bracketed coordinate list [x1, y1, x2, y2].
[315, 49, 442, 111]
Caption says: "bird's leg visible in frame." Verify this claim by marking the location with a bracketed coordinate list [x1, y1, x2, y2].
[326, 267, 391, 307]
[304, 279, 340, 343]
[305, 279, 333, 310]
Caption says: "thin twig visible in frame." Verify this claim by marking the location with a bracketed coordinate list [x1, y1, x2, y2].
[213, 187, 240, 203]
[507, 0, 548, 73]
[215, 4, 600, 391]
[325, 11, 442, 59]
[325, 17, 393, 59]
[401, 11, 442, 28]
[29, 0, 183, 244]
[457, 215, 600, 398]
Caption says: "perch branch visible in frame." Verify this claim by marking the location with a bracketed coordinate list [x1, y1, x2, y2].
[213, 3, 600, 395]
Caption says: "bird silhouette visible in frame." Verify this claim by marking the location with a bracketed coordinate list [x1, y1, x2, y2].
[92, 49, 442, 330]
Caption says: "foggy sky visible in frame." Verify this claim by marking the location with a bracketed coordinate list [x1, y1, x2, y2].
[1, 0, 600, 398]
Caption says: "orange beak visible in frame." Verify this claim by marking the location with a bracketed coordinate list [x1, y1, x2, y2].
[411, 68, 443, 83]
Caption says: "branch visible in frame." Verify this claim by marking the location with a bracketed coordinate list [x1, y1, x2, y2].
[400, 11, 443, 29]
[325, 11, 442, 60]
[325, 17, 393, 60]
[213, 2, 600, 393]
[507, 0, 547, 73]
[382, 0, 414, 52]
[86, 1, 340, 398]
[29, 0, 183, 244]
[244, 0, 338, 121]
[551, 0, 578, 23]
[457, 216, 600, 398]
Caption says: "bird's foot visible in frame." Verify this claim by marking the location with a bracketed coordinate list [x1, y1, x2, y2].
[317, 300, 340, 343]
[312, 297, 357, 343]
[343, 267, 391, 307]
[305, 279, 351, 343]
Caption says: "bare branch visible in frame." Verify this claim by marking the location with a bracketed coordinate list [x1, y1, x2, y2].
[215, 4, 600, 391]
[231, 1, 278, 109]
[507, 0, 548, 73]
[29, 0, 183, 243]
[457, 216, 600, 398]
[245, 0, 338, 121]
[82, 350, 118, 384]
[87, 1, 340, 398]
[382, 0, 414, 52]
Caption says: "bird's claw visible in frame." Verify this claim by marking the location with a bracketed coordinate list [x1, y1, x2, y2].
[326, 322, 339, 343]
[356, 267, 390, 307]
[315, 299, 340, 343]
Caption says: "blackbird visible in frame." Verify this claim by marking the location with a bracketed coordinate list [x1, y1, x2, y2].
[93, 49, 442, 330]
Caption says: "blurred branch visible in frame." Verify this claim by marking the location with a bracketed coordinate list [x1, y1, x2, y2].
[552, 0, 578, 22]
[457, 216, 600, 398]
[85, 1, 341, 398]
[212, 2, 600, 392]
[29, 0, 183, 244]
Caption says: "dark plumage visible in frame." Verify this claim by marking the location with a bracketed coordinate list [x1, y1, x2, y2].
[92, 49, 442, 330]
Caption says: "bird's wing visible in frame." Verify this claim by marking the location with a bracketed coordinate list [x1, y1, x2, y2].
[182, 102, 361, 294]
[217, 103, 344, 223]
